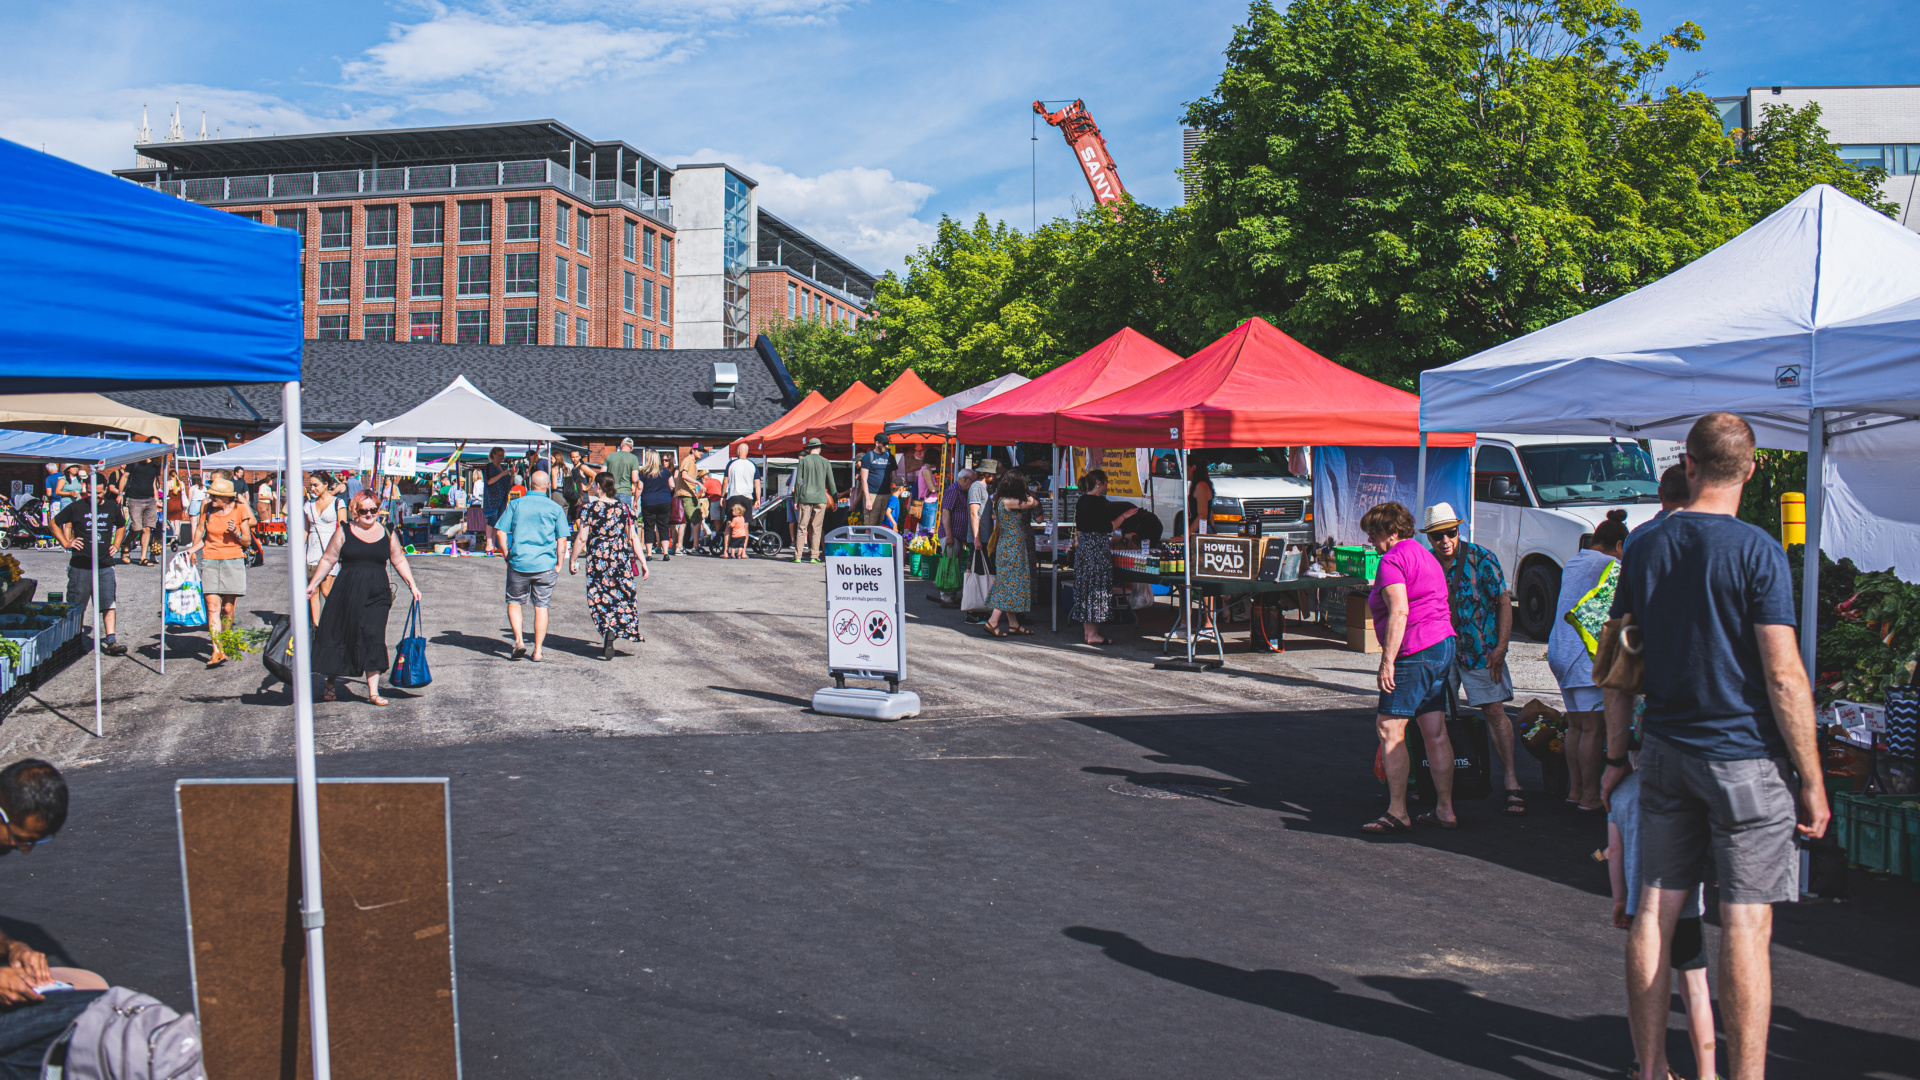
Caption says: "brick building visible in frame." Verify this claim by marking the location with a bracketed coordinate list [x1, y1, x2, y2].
[746, 210, 877, 341]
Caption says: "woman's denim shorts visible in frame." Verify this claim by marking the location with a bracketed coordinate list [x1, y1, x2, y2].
[1378, 636, 1456, 718]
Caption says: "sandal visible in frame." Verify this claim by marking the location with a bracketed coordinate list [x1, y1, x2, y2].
[1503, 790, 1527, 816]
[205, 653, 227, 669]
[321, 683, 337, 702]
[1361, 814, 1412, 834]
[984, 624, 1009, 638]
[368, 695, 390, 707]
[1416, 811, 1459, 830]
[1008, 627, 1034, 636]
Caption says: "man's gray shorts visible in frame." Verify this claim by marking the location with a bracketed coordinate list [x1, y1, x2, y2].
[504, 568, 558, 609]
[1457, 659, 1513, 707]
[66, 565, 115, 612]
[1638, 733, 1798, 905]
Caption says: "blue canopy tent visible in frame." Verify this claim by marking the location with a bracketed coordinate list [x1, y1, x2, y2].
[0, 139, 337, 1076]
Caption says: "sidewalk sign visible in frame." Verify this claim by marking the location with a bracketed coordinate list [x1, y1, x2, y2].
[815, 525, 919, 720]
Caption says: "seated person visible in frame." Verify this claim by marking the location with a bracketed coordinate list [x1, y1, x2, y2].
[1118, 508, 1164, 544]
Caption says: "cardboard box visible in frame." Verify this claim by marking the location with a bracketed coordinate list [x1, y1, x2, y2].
[1345, 593, 1379, 653]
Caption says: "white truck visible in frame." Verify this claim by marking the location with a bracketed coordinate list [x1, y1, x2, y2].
[1140, 447, 1316, 544]
[1472, 434, 1666, 640]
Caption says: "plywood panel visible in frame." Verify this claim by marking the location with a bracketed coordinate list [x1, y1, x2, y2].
[177, 779, 459, 1080]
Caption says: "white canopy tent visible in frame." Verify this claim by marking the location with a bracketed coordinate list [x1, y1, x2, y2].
[198, 423, 323, 470]
[366, 375, 558, 443]
[306, 420, 376, 471]
[0, 393, 180, 443]
[1420, 184, 1920, 675]
[882, 373, 1031, 438]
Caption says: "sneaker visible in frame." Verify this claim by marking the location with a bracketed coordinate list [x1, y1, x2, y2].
[103, 641, 128, 657]
[794, 554, 805, 563]
[810, 557, 823, 564]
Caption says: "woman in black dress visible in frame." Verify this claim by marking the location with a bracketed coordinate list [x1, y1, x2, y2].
[1071, 469, 1137, 646]
[309, 490, 422, 705]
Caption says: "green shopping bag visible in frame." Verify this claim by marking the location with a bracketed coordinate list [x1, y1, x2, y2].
[934, 551, 964, 592]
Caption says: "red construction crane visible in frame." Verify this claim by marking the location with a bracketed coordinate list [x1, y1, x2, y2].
[1033, 99, 1126, 205]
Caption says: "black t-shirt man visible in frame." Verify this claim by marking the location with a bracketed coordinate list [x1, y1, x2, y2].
[123, 460, 161, 501]
[53, 498, 125, 570]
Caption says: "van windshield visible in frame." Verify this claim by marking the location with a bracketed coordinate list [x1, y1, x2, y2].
[1518, 443, 1658, 504]
[1194, 448, 1294, 478]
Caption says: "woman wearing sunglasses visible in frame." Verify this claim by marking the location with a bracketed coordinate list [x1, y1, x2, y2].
[308, 491, 422, 706]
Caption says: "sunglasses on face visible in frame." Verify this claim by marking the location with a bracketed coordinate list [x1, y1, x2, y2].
[0, 806, 49, 851]
[1429, 529, 1459, 540]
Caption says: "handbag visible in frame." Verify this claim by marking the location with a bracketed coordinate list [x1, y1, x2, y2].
[262, 616, 295, 684]
[1591, 613, 1644, 693]
[163, 554, 207, 627]
[961, 547, 997, 612]
[389, 600, 432, 689]
[669, 497, 685, 525]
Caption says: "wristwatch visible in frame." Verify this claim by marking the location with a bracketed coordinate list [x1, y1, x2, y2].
[1605, 754, 1630, 768]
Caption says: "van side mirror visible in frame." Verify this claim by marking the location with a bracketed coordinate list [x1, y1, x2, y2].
[1490, 476, 1513, 499]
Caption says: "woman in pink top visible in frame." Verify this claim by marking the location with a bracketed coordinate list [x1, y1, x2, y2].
[1359, 501, 1460, 834]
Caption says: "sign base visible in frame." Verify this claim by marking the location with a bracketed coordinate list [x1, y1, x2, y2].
[812, 687, 922, 721]
[1152, 658, 1223, 672]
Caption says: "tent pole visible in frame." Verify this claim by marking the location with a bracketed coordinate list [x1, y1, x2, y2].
[1801, 409, 1826, 681]
[282, 384, 333, 1080]
[89, 467, 102, 738]
[1050, 444, 1060, 633]
[1181, 448, 1194, 666]
[1414, 432, 1428, 522]
[160, 451, 168, 673]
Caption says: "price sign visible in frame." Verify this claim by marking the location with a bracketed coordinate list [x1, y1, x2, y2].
[824, 526, 905, 678]
[378, 440, 418, 477]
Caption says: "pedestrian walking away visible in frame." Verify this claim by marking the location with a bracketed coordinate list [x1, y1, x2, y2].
[793, 438, 833, 563]
[673, 445, 703, 553]
[603, 438, 641, 511]
[570, 472, 649, 659]
[497, 470, 570, 662]
[1360, 501, 1459, 834]
[1549, 509, 1630, 811]
[51, 485, 127, 657]
[1603, 412, 1828, 1080]
[1422, 501, 1525, 815]
[1071, 469, 1137, 646]
[481, 446, 514, 554]
[638, 451, 674, 559]
[308, 490, 422, 706]
[982, 471, 1038, 637]
[187, 475, 255, 667]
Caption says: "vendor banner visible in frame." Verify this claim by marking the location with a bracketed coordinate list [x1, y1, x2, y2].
[1068, 448, 1144, 497]
[378, 439, 418, 477]
[1313, 446, 1470, 546]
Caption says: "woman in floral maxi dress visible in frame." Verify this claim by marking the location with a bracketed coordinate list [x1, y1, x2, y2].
[569, 472, 650, 660]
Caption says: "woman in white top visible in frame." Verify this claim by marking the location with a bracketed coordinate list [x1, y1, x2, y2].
[304, 473, 345, 624]
[1547, 509, 1630, 811]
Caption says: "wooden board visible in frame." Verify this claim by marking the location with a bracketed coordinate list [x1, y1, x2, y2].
[176, 779, 460, 1080]
[1192, 534, 1259, 580]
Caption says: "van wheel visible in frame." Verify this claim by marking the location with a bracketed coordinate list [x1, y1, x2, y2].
[1516, 564, 1560, 642]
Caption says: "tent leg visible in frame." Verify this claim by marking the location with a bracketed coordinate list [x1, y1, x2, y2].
[1801, 409, 1826, 682]
[1182, 449, 1194, 666]
[160, 454, 168, 673]
[1050, 445, 1060, 633]
[1414, 432, 1428, 522]
[283, 384, 333, 1080]
[89, 471, 102, 738]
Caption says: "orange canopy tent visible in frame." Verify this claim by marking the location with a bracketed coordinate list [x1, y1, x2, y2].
[764, 381, 875, 455]
[804, 369, 943, 450]
[730, 389, 828, 455]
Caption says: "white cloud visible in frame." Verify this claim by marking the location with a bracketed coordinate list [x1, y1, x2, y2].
[677, 149, 937, 273]
[340, 7, 687, 94]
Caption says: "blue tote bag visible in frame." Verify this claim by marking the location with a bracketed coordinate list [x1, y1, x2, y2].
[390, 600, 432, 689]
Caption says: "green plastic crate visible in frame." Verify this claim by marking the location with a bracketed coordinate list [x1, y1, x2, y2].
[1835, 793, 1920, 882]
[1333, 545, 1382, 580]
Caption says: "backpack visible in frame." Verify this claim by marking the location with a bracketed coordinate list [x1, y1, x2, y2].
[42, 987, 205, 1080]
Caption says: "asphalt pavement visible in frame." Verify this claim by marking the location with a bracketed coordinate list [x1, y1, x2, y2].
[0, 545, 1914, 1078]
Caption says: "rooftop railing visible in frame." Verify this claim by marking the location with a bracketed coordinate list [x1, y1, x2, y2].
[140, 158, 672, 226]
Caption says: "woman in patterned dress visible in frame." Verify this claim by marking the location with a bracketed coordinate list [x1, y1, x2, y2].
[569, 472, 650, 660]
[984, 471, 1040, 637]
[1070, 468, 1139, 646]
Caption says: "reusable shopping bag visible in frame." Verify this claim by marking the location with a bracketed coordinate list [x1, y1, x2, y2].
[934, 550, 964, 593]
[389, 600, 432, 688]
[960, 548, 996, 613]
[163, 554, 208, 628]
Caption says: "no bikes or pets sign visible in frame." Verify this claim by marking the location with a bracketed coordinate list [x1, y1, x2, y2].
[825, 533, 903, 677]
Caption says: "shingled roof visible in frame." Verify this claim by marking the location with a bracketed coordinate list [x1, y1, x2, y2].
[107, 340, 798, 442]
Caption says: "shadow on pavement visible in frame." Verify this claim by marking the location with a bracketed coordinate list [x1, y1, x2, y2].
[707, 685, 813, 707]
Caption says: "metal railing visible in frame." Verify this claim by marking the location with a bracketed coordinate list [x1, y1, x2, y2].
[143, 159, 672, 226]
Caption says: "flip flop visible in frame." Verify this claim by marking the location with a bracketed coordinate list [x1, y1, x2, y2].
[1361, 814, 1412, 834]
[1503, 790, 1527, 816]
[1416, 812, 1459, 830]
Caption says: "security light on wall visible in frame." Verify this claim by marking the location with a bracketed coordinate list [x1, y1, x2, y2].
[711, 361, 739, 408]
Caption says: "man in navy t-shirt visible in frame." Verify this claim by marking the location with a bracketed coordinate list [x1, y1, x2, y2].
[1603, 413, 1827, 1080]
[857, 435, 894, 522]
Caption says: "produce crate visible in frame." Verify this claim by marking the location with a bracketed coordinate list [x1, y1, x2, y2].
[1333, 545, 1382, 580]
[2, 632, 39, 675]
[1835, 793, 1920, 882]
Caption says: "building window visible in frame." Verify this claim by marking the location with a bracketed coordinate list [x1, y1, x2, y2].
[458, 201, 491, 243]
[505, 253, 539, 296]
[412, 204, 444, 245]
[275, 209, 306, 249]
[457, 255, 490, 297]
[318, 260, 350, 302]
[365, 205, 398, 247]
[788, 281, 797, 318]
[554, 310, 570, 345]
[505, 308, 538, 345]
[641, 278, 654, 320]
[233, 210, 263, 222]
[622, 323, 634, 348]
[575, 316, 589, 345]
[364, 258, 397, 300]
[623, 219, 636, 261]
[555, 201, 570, 247]
[410, 311, 442, 343]
[643, 228, 656, 269]
[576, 210, 590, 253]
[575, 265, 587, 308]
[363, 313, 396, 341]
[642, 328, 653, 348]
[659, 334, 669, 349]
[410, 256, 443, 299]
[456, 309, 490, 344]
[505, 197, 540, 241]
[316, 314, 348, 340]
[660, 238, 671, 276]
[623, 271, 635, 314]
[319, 207, 350, 250]
[660, 285, 670, 324]
[555, 257, 569, 302]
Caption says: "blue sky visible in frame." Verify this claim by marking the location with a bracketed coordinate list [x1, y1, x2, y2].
[2, 0, 1915, 275]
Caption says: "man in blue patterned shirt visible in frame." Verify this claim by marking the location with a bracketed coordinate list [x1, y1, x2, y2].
[1423, 502, 1525, 814]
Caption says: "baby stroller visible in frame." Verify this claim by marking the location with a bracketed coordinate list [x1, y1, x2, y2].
[699, 494, 788, 557]
[2, 498, 56, 549]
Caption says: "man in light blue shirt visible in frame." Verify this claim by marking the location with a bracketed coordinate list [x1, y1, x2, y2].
[496, 470, 570, 661]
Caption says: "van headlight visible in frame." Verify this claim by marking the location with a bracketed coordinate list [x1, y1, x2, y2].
[1209, 496, 1243, 524]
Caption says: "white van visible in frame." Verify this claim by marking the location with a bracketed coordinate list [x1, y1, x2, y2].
[1473, 434, 1665, 640]
[1134, 447, 1315, 543]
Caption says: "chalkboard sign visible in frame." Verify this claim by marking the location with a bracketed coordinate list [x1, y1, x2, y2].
[1193, 534, 1258, 580]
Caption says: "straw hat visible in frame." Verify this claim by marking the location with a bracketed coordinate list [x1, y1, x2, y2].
[1420, 502, 1464, 533]
[206, 476, 238, 498]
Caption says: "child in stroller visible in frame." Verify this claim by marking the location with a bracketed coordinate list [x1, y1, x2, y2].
[0, 497, 57, 549]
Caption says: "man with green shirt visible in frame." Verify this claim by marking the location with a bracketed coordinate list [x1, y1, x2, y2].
[793, 437, 833, 564]
[601, 438, 642, 510]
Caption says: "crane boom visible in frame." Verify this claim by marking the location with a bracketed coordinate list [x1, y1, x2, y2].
[1033, 99, 1126, 205]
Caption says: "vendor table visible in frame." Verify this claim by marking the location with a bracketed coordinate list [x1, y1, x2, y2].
[1112, 567, 1369, 668]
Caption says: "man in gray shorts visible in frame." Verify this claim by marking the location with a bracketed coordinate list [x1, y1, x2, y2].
[495, 471, 570, 662]
[1423, 502, 1524, 813]
[1603, 413, 1828, 1080]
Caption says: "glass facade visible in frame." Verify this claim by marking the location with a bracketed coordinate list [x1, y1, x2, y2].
[722, 171, 753, 347]
[1839, 144, 1920, 175]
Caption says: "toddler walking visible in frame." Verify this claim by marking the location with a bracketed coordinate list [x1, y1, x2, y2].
[725, 503, 750, 558]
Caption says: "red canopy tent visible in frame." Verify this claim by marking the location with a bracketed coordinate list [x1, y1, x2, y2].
[1056, 317, 1474, 448]
[805, 369, 943, 450]
[956, 327, 1184, 444]
[764, 381, 875, 455]
[731, 389, 828, 455]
